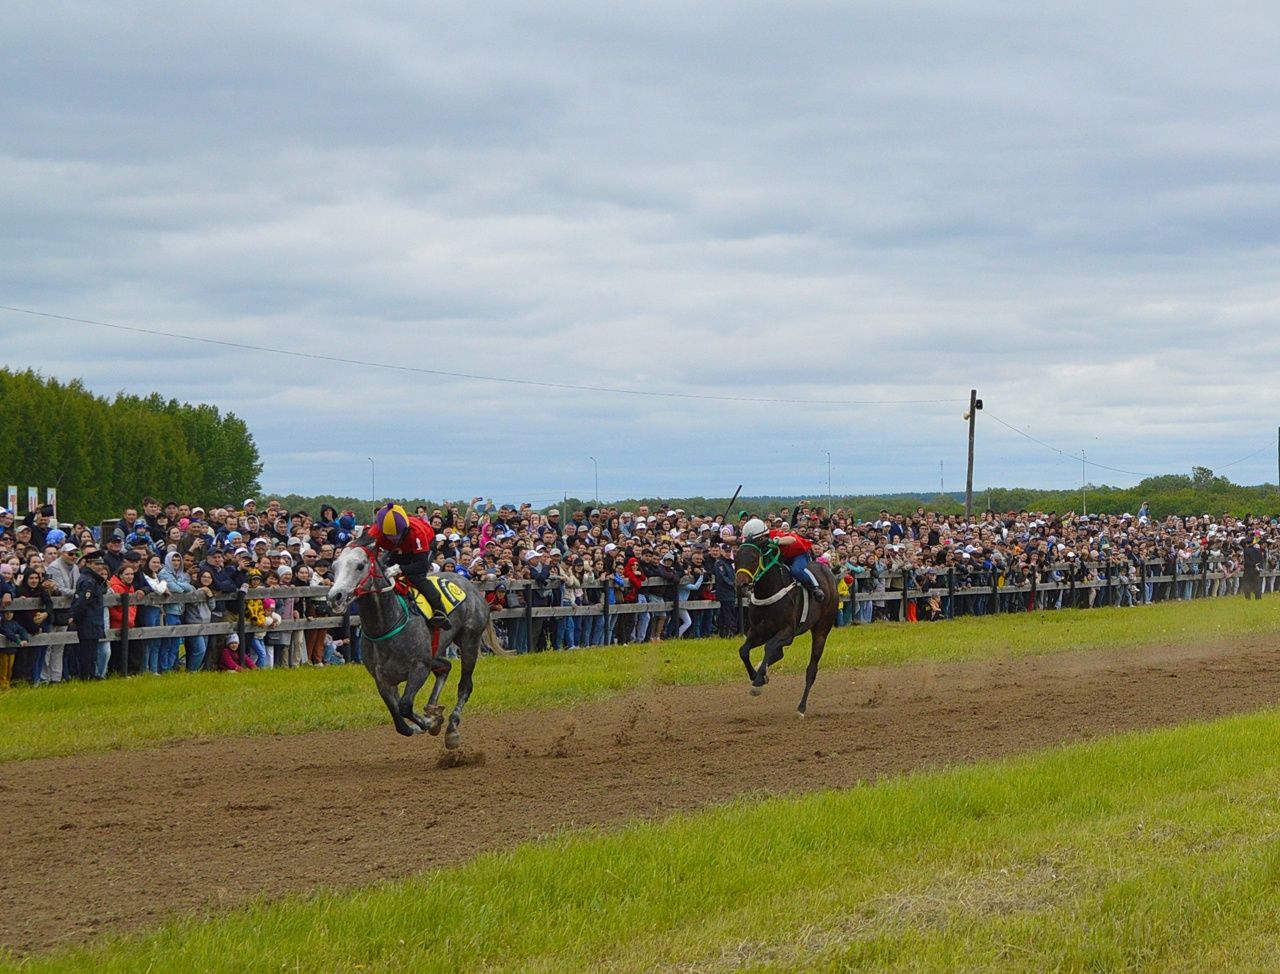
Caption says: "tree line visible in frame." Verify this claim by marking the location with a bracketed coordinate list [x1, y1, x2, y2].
[0, 368, 262, 523]
[280, 467, 1280, 528]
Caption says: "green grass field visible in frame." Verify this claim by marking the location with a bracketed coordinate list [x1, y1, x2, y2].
[9, 702, 1280, 972]
[3, 597, 1279, 761]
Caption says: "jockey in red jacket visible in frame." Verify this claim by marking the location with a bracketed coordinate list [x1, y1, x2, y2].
[742, 517, 825, 601]
[367, 503, 450, 629]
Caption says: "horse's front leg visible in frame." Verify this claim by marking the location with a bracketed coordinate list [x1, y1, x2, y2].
[376, 678, 420, 736]
[751, 633, 791, 694]
[737, 627, 767, 682]
[398, 660, 433, 732]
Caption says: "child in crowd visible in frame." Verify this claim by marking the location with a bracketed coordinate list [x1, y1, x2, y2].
[219, 632, 256, 671]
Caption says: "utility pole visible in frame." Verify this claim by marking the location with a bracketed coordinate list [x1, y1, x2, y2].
[368, 457, 375, 506]
[940, 460, 944, 495]
[964, 389, 981, 521]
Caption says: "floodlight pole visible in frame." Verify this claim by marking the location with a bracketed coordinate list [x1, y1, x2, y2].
[964, 389, 981, 521]
[825, 451, 832, 513]
[368, 457, 375, 505]
[589, 455, 599, 506]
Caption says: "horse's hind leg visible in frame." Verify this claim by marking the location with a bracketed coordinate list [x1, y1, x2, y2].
[445, 640, 478, 750]
[797, 624, 832, 716]
[420, 656, 453, 736]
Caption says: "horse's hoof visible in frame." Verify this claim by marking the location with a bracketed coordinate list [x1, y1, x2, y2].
[796, 710, 806, 719]
[749, 685, 764, 696]
[445, 730, 461, 750]
[425, 717, 443, 736]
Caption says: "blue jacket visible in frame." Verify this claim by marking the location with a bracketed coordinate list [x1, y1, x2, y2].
[68, 571, 107, 640]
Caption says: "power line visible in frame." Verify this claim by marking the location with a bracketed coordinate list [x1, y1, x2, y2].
[0, 304, 963, 408]
[987, 410, 1271, 480]
[1217, 446, 1267, 470]
[986, 411, 1153, 476]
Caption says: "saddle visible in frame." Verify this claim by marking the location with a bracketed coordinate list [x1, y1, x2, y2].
[393, 575, 468, 621]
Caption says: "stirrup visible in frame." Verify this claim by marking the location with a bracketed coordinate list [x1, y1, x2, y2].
[810, 586, 825, 602]
[427, 614, 451, 630]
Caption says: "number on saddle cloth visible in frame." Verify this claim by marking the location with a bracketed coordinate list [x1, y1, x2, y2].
[407, 576, 468, 620]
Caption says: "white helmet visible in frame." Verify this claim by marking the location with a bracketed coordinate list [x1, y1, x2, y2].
[742, 517, 768, 541]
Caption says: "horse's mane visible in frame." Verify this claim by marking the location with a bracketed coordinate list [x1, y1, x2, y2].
[346, 532, 381, 558]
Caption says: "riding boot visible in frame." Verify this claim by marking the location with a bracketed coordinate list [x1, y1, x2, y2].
[414, 578, 453, 630]
[804, 569, 826, 602]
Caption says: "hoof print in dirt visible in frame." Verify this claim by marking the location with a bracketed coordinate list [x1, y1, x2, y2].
[436, 748, 485, 770]
[545, 716, 579, 758]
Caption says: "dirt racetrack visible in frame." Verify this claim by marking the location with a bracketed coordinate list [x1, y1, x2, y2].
[4, 633, 1280, 955]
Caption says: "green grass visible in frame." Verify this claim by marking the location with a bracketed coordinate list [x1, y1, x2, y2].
[11, 703, 1280, 972]
[3, 596, 1279, 762]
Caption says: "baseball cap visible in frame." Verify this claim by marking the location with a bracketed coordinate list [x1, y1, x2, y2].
[60, 542, 78, 553]
[243, 499, 256, 507]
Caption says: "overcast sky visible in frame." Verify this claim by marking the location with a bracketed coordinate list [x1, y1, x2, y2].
[3, 2, 1279, 505]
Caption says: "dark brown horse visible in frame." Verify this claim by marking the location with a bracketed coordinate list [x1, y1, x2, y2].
[733, 540, 838, 715]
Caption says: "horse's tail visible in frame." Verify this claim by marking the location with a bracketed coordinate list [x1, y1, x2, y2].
[482, 618, 514, 657]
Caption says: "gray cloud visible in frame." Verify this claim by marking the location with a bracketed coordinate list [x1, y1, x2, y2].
[3, 1, 1280, 502]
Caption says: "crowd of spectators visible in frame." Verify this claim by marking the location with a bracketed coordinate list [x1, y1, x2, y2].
[0, 494, 1277, 687]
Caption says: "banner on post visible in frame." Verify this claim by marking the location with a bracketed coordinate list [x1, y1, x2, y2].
[27, 487, 38, 515]
[45, 488, 57, 520]
[6, 487, 15, 514]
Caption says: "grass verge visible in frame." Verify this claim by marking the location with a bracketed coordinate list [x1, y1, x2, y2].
[2, 596, 1278, 761]
[9, 705, 1280, 972]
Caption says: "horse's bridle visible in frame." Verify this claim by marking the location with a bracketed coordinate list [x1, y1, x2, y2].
[345, 545, 413, 642]
[735, 540, 781, 587]
[350, 545, 396, 599]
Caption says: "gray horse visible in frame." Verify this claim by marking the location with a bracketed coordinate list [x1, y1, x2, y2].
[328, 537, 511, 749]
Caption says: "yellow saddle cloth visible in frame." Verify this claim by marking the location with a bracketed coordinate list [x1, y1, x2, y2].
[406, 576, 468, 619]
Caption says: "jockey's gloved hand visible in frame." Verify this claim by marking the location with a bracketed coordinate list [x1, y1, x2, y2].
[385, 564, 403, 580]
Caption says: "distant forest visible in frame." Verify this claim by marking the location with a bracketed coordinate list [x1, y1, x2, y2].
[0, 368, 262, 522]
